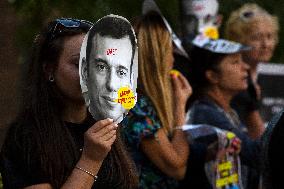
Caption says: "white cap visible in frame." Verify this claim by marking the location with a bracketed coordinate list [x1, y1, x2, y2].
[192, 35, 251, 54]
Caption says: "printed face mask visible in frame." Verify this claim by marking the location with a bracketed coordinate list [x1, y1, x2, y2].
[79, 14, 138, 123]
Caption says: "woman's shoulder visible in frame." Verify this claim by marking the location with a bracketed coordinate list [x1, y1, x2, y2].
[130, 94, 156, 116]
[122, 95, 161, 144]
[189, 98, 221, 116]
[187, 98, 230, 127]
[125, 94, 160, 125]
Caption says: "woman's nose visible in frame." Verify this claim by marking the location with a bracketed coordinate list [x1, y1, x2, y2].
[242, 61, 250, 71]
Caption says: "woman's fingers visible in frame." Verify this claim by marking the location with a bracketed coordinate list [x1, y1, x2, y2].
[227, 138, 242, 155]
[94, 123, 118, 138]
[177, 73, 190, 89]
[83, 120, 118, 161]
[171, 74, 179, 91]
[106, 134, 117, 145]
[171, 72, 192, 101]
[171, 72, 191, 91]
[100, 129, 117, 141]
[90, 118, 114, 132]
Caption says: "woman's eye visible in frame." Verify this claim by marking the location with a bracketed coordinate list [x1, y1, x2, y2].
[71, 59, 79, 68]
[251, 34, 262, 41]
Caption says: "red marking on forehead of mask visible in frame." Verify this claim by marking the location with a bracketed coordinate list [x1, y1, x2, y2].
[106, 48, 118, 55]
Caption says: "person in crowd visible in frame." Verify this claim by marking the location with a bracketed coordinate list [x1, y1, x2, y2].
[0, 18, 138, 189]
[225, 3, 279, 139]
[261, 109, 284, 189]
[186, 36, 261, 189]
[122, 11, 192, 189]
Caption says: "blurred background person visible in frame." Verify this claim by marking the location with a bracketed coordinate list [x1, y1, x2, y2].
[186, 36, 261, 189]
[225, 3, 279, 139]
[122, 11, 192, 189]
[179, 0, 222, 47]
[261, 109, 284, 189]
[0, 18, 138, 189]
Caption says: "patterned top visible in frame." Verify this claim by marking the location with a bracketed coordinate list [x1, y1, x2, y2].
[122, 95, 179, 189]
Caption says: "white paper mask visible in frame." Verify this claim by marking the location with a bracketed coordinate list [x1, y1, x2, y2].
[79, 14, 138, 123]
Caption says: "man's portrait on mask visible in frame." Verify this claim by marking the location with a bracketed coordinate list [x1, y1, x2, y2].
[79, 14, 138, 123]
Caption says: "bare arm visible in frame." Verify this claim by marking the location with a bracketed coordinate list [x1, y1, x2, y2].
[141, 128, 189, 180]
[24, 159, 102, 189]
[245, 110, 265, 139]
[141, 72, 192, 180]
[24, 118, 118, 189]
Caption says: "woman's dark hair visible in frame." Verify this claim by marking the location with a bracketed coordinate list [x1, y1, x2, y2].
[8, 19, 137, 188]
[188, 46, 226, 102]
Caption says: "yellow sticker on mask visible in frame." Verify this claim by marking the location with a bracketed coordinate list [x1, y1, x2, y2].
[115, 86, 136, 110]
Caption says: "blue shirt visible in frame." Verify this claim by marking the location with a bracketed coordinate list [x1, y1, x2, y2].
[187, 97, 261, 189]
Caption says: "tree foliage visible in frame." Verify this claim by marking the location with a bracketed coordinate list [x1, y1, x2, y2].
[10, 0, 283, 63]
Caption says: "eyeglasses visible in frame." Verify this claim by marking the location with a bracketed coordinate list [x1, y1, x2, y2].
[48, 18, 93, 40]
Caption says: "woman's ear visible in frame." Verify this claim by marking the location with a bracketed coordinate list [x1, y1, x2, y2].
[205, 70, 219, 85]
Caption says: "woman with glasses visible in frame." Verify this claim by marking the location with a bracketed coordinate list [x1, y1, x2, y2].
[0, 18, 137, 189]
[225, 4, 279, 139]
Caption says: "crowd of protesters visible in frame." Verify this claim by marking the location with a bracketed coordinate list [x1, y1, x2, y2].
[0, 0, 282, 189]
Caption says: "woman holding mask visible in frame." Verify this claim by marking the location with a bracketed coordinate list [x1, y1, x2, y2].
[0, 18, 137, 189]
